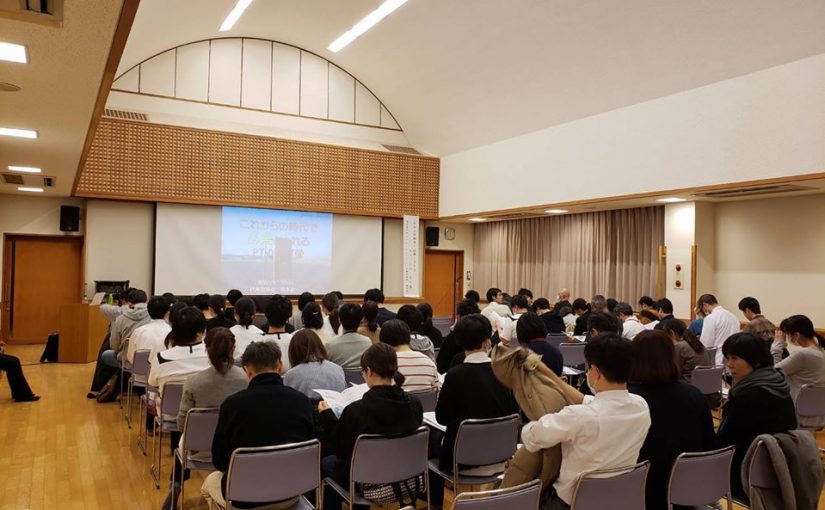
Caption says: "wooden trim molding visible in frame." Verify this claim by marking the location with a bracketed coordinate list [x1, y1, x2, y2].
[690, 245, 697, 320]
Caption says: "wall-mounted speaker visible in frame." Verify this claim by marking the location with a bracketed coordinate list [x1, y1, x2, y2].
[60, 205, 80, 232]
[425, 226, 440, 247]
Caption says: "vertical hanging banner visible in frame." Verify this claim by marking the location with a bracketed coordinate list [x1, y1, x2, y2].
[403, 215, 420, 297]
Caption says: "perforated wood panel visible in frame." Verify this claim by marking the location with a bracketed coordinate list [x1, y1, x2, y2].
[75, 119, 439, 218]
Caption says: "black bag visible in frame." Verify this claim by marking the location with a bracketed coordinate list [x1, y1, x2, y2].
[361, 474, 424, 506]
[40, 332, 59, 362]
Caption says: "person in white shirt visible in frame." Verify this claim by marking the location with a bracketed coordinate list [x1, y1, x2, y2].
[697, 294, 741, 365]
[615, 302, 645, 341]
[521, 333, 651, 509]
[229, 297, 264, 360]
[126, 296, 172, 384]
[481, 287, 512, 322]
[148, 307, 210, 403]
[500, 294, 530, 346]
[261, 294, 294, 370]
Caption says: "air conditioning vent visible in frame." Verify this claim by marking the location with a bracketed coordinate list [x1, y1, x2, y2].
[2, 173, 24, 185]
[693, 184, 812, 199]
[43, 176, 55, 187]
[0, 0, 64, 23]
[103, 108, 149, 122]
[382, 144, 422, 155]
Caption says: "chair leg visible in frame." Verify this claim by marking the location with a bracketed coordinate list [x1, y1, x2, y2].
[125, 380, 133, 428]
[138, 398, 149, 455]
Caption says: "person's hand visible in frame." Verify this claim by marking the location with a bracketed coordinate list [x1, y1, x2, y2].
[774, 330, 785, 342]
[318, 401, 330, 412]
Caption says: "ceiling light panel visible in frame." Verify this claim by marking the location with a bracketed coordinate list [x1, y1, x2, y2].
[0, 127, 37, 138]
[8, 166, 42, 173]
[17, 187, 44, 193]
[328, 0, 409, 53]
[0, 42, 27, 63]
[468, 217, 487, 222]
[655, 197, 687, 203]
[219, 0, 253, 32]
[545, 209, 568, 214]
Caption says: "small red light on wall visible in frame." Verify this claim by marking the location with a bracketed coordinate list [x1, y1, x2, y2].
[675, 279, 682, 288]
[675, 264, 682, 271]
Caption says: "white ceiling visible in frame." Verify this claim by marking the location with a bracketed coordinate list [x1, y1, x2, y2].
[118, 0, 825, 156]
[0, 1, 123, 196]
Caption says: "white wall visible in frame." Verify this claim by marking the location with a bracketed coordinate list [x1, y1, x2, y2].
[440, 53, 825, 217]
[84, 200, 155, 299]
[0, 195, 84, 293]
[663, 202, 695, 318]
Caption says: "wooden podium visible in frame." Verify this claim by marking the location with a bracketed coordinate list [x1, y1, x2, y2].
[59, 304, 110, 363]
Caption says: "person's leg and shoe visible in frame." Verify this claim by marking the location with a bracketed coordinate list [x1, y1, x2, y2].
[0, 353, 39, 402]
[201, 471, 225, 510]
[88, 333, 116, 398]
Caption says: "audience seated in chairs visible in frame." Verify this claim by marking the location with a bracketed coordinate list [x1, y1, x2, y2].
[615, 302, 645, 341]
[436, 299, 480, 374]
[519, 312, 563, 376]
[222, 289, 243, 323]
[261, 295, 294, 370]
[228, 297, 263, 360]
[300, 302, 333, 344]
[289, 292, 315, 332]
[317, 342, 424, 509]
[283, 329, 346, 400]
[202, 341, 315, 509]
[775, 315, 825, 428]
[532, 297, 566, 335]
[148, 306, 210, 405]
[417, 302, 444, 349]
[127, 296, 173, 378]
[205, 294, 235, 331]
[99, 289, 152, 388]
[380, 320, 440, 394]
[321, 292, 341, 338]
[326, 303, 372, 371]
[364, 288, 397, 326]
[656, 317, 711, 383]
[397, 304, 436, 361]
[357, 301, 382, 345]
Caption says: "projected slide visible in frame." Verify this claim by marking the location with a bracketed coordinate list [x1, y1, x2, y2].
[221, 207, 332, 294]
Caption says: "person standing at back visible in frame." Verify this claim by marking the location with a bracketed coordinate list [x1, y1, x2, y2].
[697, 294, 741, 365]
[229, 297, 264, 361]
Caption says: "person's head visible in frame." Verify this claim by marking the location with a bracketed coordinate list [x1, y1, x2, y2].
[126, 288, 148, 306]
[171, 306, 206, 346]
[321, 292, 339, 313]
[697, 294, 719, 316]
[287, 329, 328, 367]
[654, 298, 674, 319]
[362, 301, 380, 332]
[743, 317, 775, 342]
[722, 332, 774, 383]
[147, 296, 170, 321]
[162, 292, 177, 303]
[510, 294, 529, 313]
[629, 330, 680, 385]
[638, 309, 659, 325]
[379, 319, 412, 348]
[518, 288, 534, 305]
[590, 295, 607, 313]
[532, 297, 551, 313]
[738, 297, 762, 321]
[584, 333, 633, 392]
[226, 289, 243, 306]
[486, 287, 503, 304]
[334, 291, 344, 301]
[638, 296, 654, 310]
[572, 298, 588, 314]
[613, 302, 634, 320]
[559, 305, 573, 317]
[464, 290, 480, 304]
[192, 293, 210, 312]
[397, 304, 423, 334]
[208, 294, 226, 317]
[779, 315, 824, 348]
[360, 342, 404, 387]
[339, 302, 364, 332]
[455, 314, 493, 352]
[234, 296, 256, 328]
[558, 288, 571, 302]
[587, 312, 622, 337]
[606, 298, 618, 313]
[265, 294, 292, 329]
[457, 299, 481, 317]
[297, 292, 315, 311]
[516, 312, 547, 342]
[663, 316, 712, 354]
[241, 340, 283, 379]
[205, 327, 236, 375]
[363, 288, 385, 304]
[301, 302, 324, 330]
[168, 301, 187, 326]
[416, 302, 434, 325]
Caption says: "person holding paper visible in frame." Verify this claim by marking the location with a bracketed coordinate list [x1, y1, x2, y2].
[317, 343, 424, 509]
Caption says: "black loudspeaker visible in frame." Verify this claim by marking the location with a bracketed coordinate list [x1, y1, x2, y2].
[60, 205, 80, 232]
[425, 226, 440, 247]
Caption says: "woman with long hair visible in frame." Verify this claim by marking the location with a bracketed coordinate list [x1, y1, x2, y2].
[321, 292, 341, 337]
[301, 302, 333, 344]
[358, 301, 381, 344]
[657, 317, 711, 382]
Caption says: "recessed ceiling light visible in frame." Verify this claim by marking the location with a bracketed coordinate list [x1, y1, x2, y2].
[0, 127, 37, 139]
[328, 0, 409, 53]
[656, 197, 687, 203]
[468, 217, 487, 222]
[17, 187, 44, 193]
[545, 209, 568, 214]
[219, 0, 253, 32]
[8, 166, 42, 173]
[0, 42, 27, 63]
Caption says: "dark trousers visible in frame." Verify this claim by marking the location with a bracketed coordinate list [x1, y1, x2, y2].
[321, 455, 369, 510]
[89, 333, 117, 392]
[0, 353, 35, 400]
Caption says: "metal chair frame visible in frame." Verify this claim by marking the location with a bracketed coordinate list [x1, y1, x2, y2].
[173, 407, 220, 510]
[125, 349, 151, 429]
[150, 382, 184, 489]
[666, 446, 735, 510]
[452, 478, 542, 509]
[569, 461, 650, 510]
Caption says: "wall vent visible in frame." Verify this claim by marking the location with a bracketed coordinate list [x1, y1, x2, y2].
[382, 144, 422, 155]
[103, 108, 149, 122]
[2, 173, 24, 185]
[0, 0, 64, 23]
[42, 176, 55, 187]
[693, 184, 813, 199]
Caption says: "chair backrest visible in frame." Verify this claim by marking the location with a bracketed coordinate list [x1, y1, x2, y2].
[160, 382, 185, 416]
[546, 334, 568, 349]
[689, 366, 724, 395]
[410, 388, 438, 413]
[454, 414, 520, 469]
[350, 427, 429, 485]
[453, 479, 541, 510]
[560, 343, 586, 367]
[344, 369, 365, 386]
[226, 439, 320, 505]
[796, 384, 825, 422]
[668, 446, 734, 507]
[706, 347, 718, 365]
[571, 461, 649, 510]
[433, 317, 453, 337]
[132, 349, 151, 377]
[748, 439, 778, 489]
[180, 408, 220, 453]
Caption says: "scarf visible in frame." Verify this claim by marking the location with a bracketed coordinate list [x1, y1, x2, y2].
[730, 366, 790, 399]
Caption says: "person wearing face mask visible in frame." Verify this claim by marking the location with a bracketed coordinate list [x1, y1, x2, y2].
[776, 315, 825, 427]
[520, 333, 651, 510]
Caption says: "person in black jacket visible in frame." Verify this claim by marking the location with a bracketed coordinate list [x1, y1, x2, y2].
[532, 298, 566, 334]
[572, 298, 591, 336]
[416, 302, 444, 349]
[364, 288, 396, 325]
[205, 294, 236, 331]
[202, 341, 315, 509]
[628, 330, 716, 510]
[717, 333, 797, 502]
[318, 343, 424, 509]
[519, 312, 563, 376]
[436, 300, 480, 374]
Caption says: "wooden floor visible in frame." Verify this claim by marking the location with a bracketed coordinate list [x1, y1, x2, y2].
[1, 344, 823, 510]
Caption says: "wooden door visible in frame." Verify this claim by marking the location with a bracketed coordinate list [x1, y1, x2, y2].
[2, 235, 83, 344]
[423, 250, 463, 319]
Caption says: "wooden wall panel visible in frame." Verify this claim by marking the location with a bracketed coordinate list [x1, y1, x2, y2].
[75, 119, 439, 218]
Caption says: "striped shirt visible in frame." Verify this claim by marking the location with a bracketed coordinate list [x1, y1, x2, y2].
[396, 350, 440, 393]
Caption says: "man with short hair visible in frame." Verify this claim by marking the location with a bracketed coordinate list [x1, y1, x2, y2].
[205, 294, 235, 330]
[192, 293, 210, 313]
[326, 303, 372, 370]
[224, 289, 243, 322]
[518, 288, 534, 306]
[737, 296, 764, 322]
[738, 296, 780, 362]
[654, 298, 674, 321]
[262, 294, 294, 369]
[202, 342, 315, 509]
[586, 312, 623, 339]
[126, 296, 172, 382]
[697, 294, 741, 365]
[590, 295, 608, 314]
[501, 294, 530, 345]
[480, 287, 512, 322]
[102, 289, 151, 369]
[521, 334, 651, 510]
[637, 296, 655, 311]
[533, 298, 566, 334]
[572, 298, 591, 336]
[364, 288, 396, 325]
[615, 303, 644, 340]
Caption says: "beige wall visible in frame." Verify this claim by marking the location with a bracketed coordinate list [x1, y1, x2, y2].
[713, 194, 825, 326]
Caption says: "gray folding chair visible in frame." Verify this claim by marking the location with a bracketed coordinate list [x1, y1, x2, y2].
[173, 408, 220, 510]
[410, 388, 439, 413]
[126, 349, 151, 429]
[690, 367, 724, 397]
[570, 461, 650, 510]
[560, 343, 586, 375]
[731, 438, 779, 508]
[452, 479, 541, 509]
[428, 414, 520, 488]
[324, 427, 430, 510]
[150, 382, 185, 488]
[546, 333, 569, 349]
[668, 446, 735, 510]
[795, 384, 825, 431]
[344, 369, 364, 386]
[225, 439, 321, 510]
